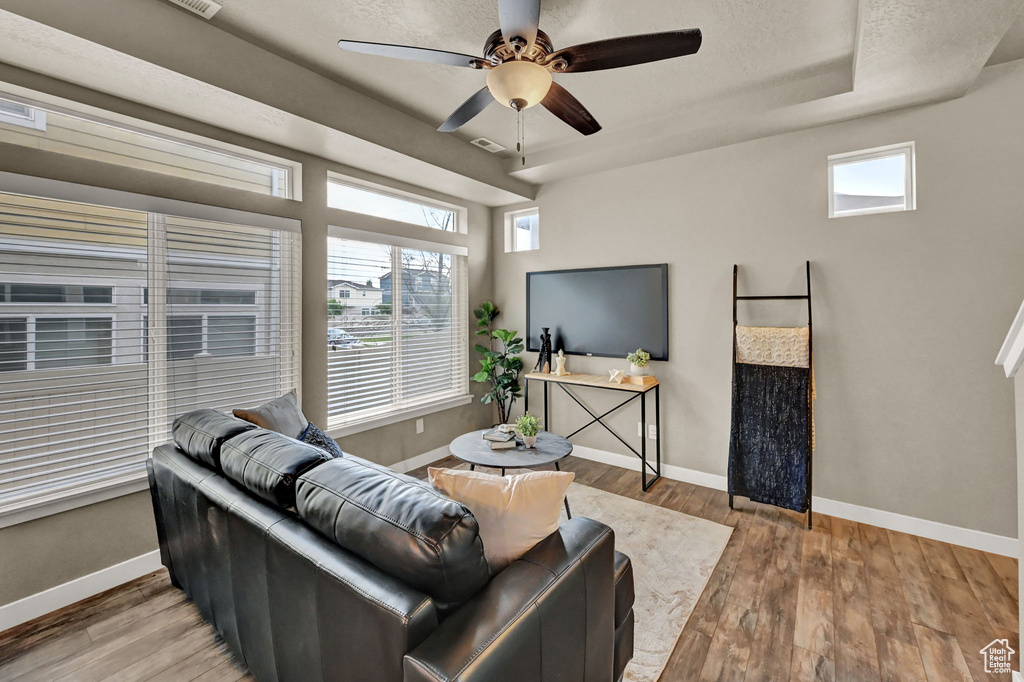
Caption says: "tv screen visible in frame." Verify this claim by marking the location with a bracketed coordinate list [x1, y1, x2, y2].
[526, 264, 669, 360]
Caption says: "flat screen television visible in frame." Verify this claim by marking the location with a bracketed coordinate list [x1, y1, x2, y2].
[526, 264, 669, 360]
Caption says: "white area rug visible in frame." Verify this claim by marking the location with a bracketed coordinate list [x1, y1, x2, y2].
[560, 483, 733, 682]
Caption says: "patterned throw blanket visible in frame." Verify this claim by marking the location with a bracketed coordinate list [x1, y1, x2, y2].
[729, 326, 814, 513]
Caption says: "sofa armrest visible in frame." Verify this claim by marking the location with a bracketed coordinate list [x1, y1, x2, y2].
[403, 517, 616, 682]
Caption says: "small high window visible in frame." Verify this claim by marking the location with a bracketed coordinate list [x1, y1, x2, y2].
[327, 175, 460, 232]
[505, 208, 539, 252]
[828, 142, 915, 218]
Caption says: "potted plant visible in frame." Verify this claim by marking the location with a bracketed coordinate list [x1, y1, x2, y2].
[627, 348, 651, 376]
[515, 412, 541, 449]
[472, 302, 524, 424]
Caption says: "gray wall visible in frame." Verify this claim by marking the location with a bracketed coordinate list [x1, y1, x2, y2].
[1016, 375, 1024, 650]
[492, 61, 1024, 538]
[0, 63, 493, 607]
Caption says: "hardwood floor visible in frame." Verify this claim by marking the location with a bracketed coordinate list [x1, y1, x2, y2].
[0, 455, 1016, 681]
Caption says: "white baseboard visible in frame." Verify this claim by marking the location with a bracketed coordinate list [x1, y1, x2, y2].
[0, 550, 162, 633]
[390, 445, 450, 474]
[568, 445, 1019, 558]
[1012, 669, 1023, 682]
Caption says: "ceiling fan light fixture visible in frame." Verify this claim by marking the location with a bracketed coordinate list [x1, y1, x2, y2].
[486, 61, 552, 109]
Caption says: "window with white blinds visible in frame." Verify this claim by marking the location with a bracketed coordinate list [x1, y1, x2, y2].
[327, 231, 468, 432]
[0, 187, 300, 514]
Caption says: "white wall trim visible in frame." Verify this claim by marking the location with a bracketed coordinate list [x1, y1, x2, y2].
[996, 298, 1024, 378]
[390, 445, 451, 474]
[568, 445, 1019, 558]
[0, 550, 162, 633]
[1012, 668, 1023, 681]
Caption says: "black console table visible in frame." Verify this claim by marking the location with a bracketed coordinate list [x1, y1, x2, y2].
[523, 372, 662, 490]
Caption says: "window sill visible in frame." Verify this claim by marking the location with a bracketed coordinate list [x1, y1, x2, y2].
[0, 470, 150, 530]
[328, 394, 475, 439]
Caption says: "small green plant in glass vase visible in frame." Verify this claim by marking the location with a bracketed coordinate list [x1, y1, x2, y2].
[515, 412, 541, 449]
[626, 348, 651, 376]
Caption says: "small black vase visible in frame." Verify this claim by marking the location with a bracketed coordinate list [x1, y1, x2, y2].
[535, 327, 552, 373]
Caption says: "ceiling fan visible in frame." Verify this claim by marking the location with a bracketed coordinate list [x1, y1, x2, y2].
[337, 0, 702, 138]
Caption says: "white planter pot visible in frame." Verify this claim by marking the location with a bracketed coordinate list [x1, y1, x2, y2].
[629, 363, 648, 376]
[520, 434, 537, 448]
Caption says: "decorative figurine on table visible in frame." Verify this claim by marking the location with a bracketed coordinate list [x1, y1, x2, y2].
[608, 369, 625, 384]
[534, 327, 553, 374]
[554, 349, 569, 376]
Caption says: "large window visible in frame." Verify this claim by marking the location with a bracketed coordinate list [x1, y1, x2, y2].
[828, 142, 916, 218]
[326, 229, 468, 433]
[0, 91, 299, 199]
[327, 175, 460, 232]
[0, 183, 301, 514]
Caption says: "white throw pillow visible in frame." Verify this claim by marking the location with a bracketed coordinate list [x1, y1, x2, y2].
[428, 467, 575, 573]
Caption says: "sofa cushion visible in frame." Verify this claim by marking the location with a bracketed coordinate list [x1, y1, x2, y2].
[295, 456, 490, 611]
[171, 409, 256, 470]
[233, 389, 308, 439]
[220, 429, 331, 507]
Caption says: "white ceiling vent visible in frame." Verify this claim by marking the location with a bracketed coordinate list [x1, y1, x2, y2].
[166, 0, 222, 19]
[471, 137, 506, 153]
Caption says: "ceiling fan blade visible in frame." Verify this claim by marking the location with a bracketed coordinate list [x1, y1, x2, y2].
[498, 0, 541, 52]
[438, 87, 495, 133]
[545, 29, 702, 73]
[541, 82, 601, 136]
[338, 39, 482, 68]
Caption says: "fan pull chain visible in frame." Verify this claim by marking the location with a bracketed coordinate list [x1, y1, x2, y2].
[516, 108, 526, 166]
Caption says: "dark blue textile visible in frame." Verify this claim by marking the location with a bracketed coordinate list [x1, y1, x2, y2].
[300, 422, 344, 458]
[728, 363, 810, 513]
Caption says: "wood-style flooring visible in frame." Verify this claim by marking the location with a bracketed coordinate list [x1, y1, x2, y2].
[0, 455, 1017, 681]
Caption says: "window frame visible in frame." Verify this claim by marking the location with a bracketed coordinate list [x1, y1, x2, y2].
[326, 225, 471, 437]
[828, 142, 916, 219]
[0, 89, 302, 200]
[327, 172, 467, 234]
[0, 172, 301, 528]
[504, 207, 540, 252]
[0, 98, 47, 131]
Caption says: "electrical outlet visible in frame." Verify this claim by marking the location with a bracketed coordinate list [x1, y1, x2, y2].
[648, 424, 657, 440]
[415, 418, 424, 434]
[637, 422, 643, 438]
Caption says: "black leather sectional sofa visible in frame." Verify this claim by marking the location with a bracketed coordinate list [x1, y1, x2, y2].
[147, 409, 635, 681]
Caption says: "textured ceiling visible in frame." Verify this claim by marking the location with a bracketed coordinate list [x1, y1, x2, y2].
[209, 0, 858, 153]
[0, 0, 1022, 193]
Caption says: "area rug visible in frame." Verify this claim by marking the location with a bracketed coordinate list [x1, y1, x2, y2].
[559, 483, 733, 682]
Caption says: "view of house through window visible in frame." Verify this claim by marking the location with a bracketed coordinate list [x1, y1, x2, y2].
[326, 234, 467, 430]
[327, 176, 459, 231]
[828, 142, 915, 218]
[0, 188, 300, 510]
[0, 92, 298, 198]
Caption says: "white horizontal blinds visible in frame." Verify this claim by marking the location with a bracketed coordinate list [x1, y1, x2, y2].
[327, 236, 467, 428]
[0, 192, 150, 506]
[158, 215, 300, 439]
[399, 249, 467, 402]
[327, 238, 395, 421]
[0, 188, 301, 510]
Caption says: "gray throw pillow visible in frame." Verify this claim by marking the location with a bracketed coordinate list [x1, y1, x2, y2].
[232, 389, 308, 439]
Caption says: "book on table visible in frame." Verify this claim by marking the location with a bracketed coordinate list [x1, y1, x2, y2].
[489, 439, 517, 450]
[483, 428, 515, 443]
